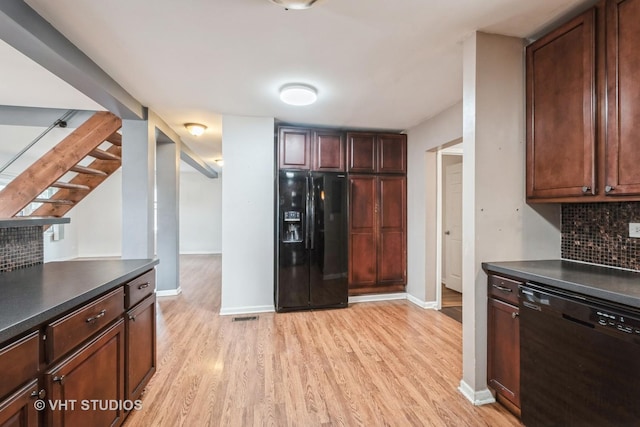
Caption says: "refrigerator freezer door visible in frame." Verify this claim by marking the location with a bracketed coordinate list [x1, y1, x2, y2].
[309, 173, 348, 308]
[277, 171, 310, 309]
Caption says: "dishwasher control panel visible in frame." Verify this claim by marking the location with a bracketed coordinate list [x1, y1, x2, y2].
[594, 309, 640, 335]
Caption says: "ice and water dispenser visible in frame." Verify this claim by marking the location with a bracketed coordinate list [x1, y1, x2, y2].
[283, 210, 303, 243]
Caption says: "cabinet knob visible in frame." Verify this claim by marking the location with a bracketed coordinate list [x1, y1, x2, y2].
[512, 312, 519, 319]
[581, 186, 591, 194]
[30, 389, 46, 399]
[53, 375, 65, 385]
[444, 230, 451, 235]
[605, 185, 615, 193]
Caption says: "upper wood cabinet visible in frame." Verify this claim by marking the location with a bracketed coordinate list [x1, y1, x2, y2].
[278, 127, 311, 170]
[278, 127, 345, 171]
[606, 0, 640, 196]
[313, 129, 345, 172]
[527, 0, 640, 202]
[378, 134, 407, 174]
[526, 8, 596, 200]
[347, 132, 406, 174]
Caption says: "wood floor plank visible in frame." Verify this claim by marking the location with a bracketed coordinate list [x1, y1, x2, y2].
[124, 255, 519, 427]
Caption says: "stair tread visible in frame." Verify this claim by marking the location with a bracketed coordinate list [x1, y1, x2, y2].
[89, 148, 121, 161]
[33, 198, 75, 205]
[50, 181, 91, 191]
[70, 165, 108, 176]
[106, 132, 122, 146]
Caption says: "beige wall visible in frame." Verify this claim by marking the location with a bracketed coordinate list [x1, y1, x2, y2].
[406, 102, 462, 304]
[459, 32, 561, 404]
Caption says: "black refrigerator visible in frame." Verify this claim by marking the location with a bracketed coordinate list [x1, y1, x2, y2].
[275, 170, 348, 312]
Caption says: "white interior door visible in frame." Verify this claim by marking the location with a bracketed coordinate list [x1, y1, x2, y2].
[444, 162, 462, 293]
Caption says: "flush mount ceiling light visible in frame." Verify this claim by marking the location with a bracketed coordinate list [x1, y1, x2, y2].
[279, 84, 318, 106]
[215, 158, 224, 167]
[184, 123, 207, 136]
[268, 0, 319, 10]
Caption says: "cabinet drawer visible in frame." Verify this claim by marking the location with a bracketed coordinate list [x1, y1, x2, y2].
[488, 274, 521, 305]
[125, 269, 155, 309]
[0, 332, 39, 400]
[46, 287, 124, 362]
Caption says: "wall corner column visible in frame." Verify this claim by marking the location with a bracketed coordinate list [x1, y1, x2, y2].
[121, 119, 155, 259]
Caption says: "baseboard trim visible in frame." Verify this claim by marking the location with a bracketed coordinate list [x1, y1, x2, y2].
[179, 251, 222, 255]
[219, 305, 275, 316]
[406, 294, 438, 309]
[157, 288, 183, 297]
[458, 380, 496, 406]
[349, 292, 407, 303]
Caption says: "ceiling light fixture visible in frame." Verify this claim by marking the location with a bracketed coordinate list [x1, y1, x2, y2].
[268, 0, 319, 10]
[215, 159, 224, 167]
[184, 123, 207, 136]
[279, 84, 318, 106]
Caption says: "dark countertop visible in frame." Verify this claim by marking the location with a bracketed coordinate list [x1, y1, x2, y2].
[0, 258, 158, 345]
[0, 217, 70, 228]
[483, 260, 640, 309]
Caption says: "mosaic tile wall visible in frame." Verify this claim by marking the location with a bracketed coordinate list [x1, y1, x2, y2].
[561, 202, 640, 271]
[0, 226, 44, 272]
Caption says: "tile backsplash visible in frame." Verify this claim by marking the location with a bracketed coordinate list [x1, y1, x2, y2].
[0, 226, 44, 272]
[562, 202, 640, 271]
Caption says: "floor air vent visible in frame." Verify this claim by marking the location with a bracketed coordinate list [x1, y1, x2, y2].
[232, 315, 258, 322]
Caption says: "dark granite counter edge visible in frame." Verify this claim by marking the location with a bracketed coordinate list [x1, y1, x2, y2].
[0, 259, 159, 345]
[482, 261, 640, 309]
[0, 217, 70, 228]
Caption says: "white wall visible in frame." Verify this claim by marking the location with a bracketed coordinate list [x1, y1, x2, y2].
[220, 115, 275, 315]
[406, 102, 462, 303]
[43, 210, 79, 261]
[74, 169, 123, 257]
[180, 170, 222, 254]
[459, 32, 561, 404]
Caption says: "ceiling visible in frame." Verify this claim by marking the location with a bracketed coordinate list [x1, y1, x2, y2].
[4, 0, 588, 166]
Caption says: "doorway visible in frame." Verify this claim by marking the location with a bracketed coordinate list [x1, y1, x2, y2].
[438, 144, 463, 322]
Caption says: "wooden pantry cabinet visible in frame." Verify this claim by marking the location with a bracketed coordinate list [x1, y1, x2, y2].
[526, 0, 640, 202]
[348, 175, 407, 294]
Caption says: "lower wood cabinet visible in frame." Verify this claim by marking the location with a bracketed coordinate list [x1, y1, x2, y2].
[487, 274, 521, 414]
[126, 294, 156, 402]
[0, 267, 156, 427]
[45, 320, 125, 427]
[348, 175, 406, 294]
[0, 380, 40, 427]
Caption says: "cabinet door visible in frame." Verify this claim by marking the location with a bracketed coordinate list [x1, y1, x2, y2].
[347, 133, 376, 173]
[606, 0, 640, 196]
[279, 127, 311, 170]
[348, 176, 377, 288]
[526, 9, 596, 199]
[488, 298, 520, 408]
[312, 130, 344, 172]
[0, 380, 39, 427]
[45, 320, 125, 427]
[126, 294, 156, 402]
[377, 134, 406, 174]
[377, 176, 406, 285]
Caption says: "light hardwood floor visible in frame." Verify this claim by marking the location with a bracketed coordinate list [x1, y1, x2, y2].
[441, 284, 462, 308]
[124, 255, 519, 426]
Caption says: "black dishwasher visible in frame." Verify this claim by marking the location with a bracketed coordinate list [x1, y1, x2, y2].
[519, 283, 640, 427]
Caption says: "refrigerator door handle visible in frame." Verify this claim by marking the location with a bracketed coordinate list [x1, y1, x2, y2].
[305, 175, 310, 249]
[310, 175, 315, 250]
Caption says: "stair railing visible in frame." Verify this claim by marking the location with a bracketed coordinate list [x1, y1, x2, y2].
[0, 109, 76, 175]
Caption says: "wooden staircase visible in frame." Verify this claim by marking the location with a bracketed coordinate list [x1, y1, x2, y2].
[0, 111, 122, 219]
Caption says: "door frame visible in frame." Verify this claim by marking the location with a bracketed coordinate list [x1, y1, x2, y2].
[435, 141, 463, 310]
